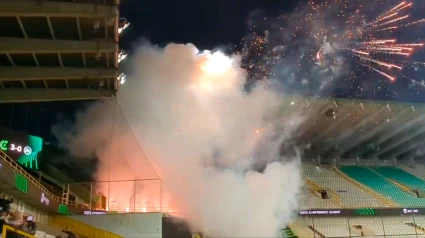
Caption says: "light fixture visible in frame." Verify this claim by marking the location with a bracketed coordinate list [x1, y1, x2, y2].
[118, 22, 130, 34]
[117, 73, 126, 85]
[118, 51, 127, 63]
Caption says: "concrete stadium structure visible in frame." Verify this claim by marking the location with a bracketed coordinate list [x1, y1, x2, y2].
[0, 0, 120, 103]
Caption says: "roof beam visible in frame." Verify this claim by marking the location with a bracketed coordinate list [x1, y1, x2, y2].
[0, 38, 117, 54]
[0, 89, 115, 103]
[337, 110, 408, 158]
[0, 67, 117, 80]
[0, 0, 118, 18]
[365, 126, 425, 160]
[381, 137, 425, 160]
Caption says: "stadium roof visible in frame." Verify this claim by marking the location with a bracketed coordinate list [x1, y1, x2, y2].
[0, 0, 120, 103]
[281, 97, 425, 162]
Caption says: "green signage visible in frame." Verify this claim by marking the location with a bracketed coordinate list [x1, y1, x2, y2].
[14, 172, 28, 193]
[0, 134, 43, 170]
[58, 204, 74, 216]
[355, 208, 376, 216]
[0, 140, 8, 151]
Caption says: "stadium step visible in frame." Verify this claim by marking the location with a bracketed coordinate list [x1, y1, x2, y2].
[305, 178, 344, 208]
[308, 225, 325, 238]
[331, 166, 397, 207]
[406, 223, 425, 235]
[281, 227, 297, 238]
[289, 223, 314, 238]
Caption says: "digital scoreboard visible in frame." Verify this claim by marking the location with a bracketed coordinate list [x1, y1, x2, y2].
[0, 128, 43, 170]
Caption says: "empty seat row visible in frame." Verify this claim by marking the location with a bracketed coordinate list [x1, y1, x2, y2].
[302, 164, 386, 208]
[340, 166, 425, 207]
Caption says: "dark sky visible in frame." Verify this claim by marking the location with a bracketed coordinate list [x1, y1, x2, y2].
[119, 0, 293, 50]
[1, 0, 425, 140]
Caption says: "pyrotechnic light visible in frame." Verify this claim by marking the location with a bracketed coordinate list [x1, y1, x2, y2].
[200, 51, 233, 75]
[345, 1, 423, 81]
[242, 1, 425, 85]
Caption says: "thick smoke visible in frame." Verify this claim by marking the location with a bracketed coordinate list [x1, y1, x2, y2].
[54, 43, 304, 237]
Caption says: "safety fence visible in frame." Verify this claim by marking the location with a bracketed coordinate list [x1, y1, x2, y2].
[66, 179, 164, 213]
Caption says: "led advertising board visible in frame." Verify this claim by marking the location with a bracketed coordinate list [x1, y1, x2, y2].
[0, 127, 43, 170]
[298, 208, 425, 217]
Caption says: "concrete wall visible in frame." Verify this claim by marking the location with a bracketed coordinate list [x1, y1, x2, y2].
[72, 212, 162, 238]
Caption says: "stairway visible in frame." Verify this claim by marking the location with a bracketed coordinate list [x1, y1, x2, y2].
[305, 178, 344, 208]
[308, 225, 325, 238]
[332, 166, 397, 207]
[405, 223, 425, 235]
[282, 227, 298, 238]
[289, 223, 314, 238]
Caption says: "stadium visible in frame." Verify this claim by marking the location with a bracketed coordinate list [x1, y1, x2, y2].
[1, 1, 425, 238]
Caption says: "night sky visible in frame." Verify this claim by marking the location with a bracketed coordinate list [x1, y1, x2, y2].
[1, 0, 425, 140]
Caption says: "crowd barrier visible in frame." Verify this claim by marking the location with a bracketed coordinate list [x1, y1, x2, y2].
[1, 225, 34, 238]
[48, 215, 123, 238]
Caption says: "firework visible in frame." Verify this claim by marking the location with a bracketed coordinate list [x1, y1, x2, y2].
[241, 0, 425, 91]
[344, 2, 423, 81]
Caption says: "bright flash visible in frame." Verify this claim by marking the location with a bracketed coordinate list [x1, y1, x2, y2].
[200, 51, 232, 75]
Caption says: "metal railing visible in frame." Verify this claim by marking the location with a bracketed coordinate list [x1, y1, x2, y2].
[0, 150, 63, 203]
[1, 225, 34, 238]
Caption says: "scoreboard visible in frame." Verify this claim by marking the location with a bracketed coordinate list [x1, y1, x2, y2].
[0, 127, 43, 170]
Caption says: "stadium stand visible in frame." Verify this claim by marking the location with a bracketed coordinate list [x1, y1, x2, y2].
[340, 166, 425, 206]
[374, 166, 425, 191]
[303, 163, 387, 208]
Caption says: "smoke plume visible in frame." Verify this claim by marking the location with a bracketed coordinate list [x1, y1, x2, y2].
[54, 43, 304, 237]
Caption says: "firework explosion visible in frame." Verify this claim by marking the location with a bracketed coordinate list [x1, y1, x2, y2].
[240, 0, 425, 97]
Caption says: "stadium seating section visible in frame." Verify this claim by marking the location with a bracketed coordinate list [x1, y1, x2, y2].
[292, 163, 425, 237]
[294, 216, 425, 237]
[340, 166, 425, 207]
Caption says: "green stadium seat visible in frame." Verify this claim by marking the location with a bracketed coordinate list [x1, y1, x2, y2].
[374, 167, 425, 191]
[340, 166, 425, 207]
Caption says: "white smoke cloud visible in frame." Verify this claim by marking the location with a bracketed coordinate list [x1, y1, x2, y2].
[54, 42, 304, 238]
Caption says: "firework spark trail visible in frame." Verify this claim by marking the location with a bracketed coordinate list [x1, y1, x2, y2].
[243, 0, 423, 87]
[358, 55, 403, 69]
[373, 15, 409, 28]
[387, 1, 407, 14]
[359, 62, 395, 81]
[402, 75, 425, 88]
[405, 19, 425, 27]
[359, 39, 396, 45]
[340, 2, 424, 81]
[377, 26, 398, 32]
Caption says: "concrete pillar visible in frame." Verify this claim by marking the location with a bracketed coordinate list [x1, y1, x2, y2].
[392, 157, 397, 167]
[0, 67, 117, 80]
[335, 156, 341, 167]
[0, 38, 117, 54]
[373, 157, 379, 167]
[0, 0, 118, 18]
[316, 156, 321, 167]
[409, 157, 415, 168]
[355, 157, 360, 166]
